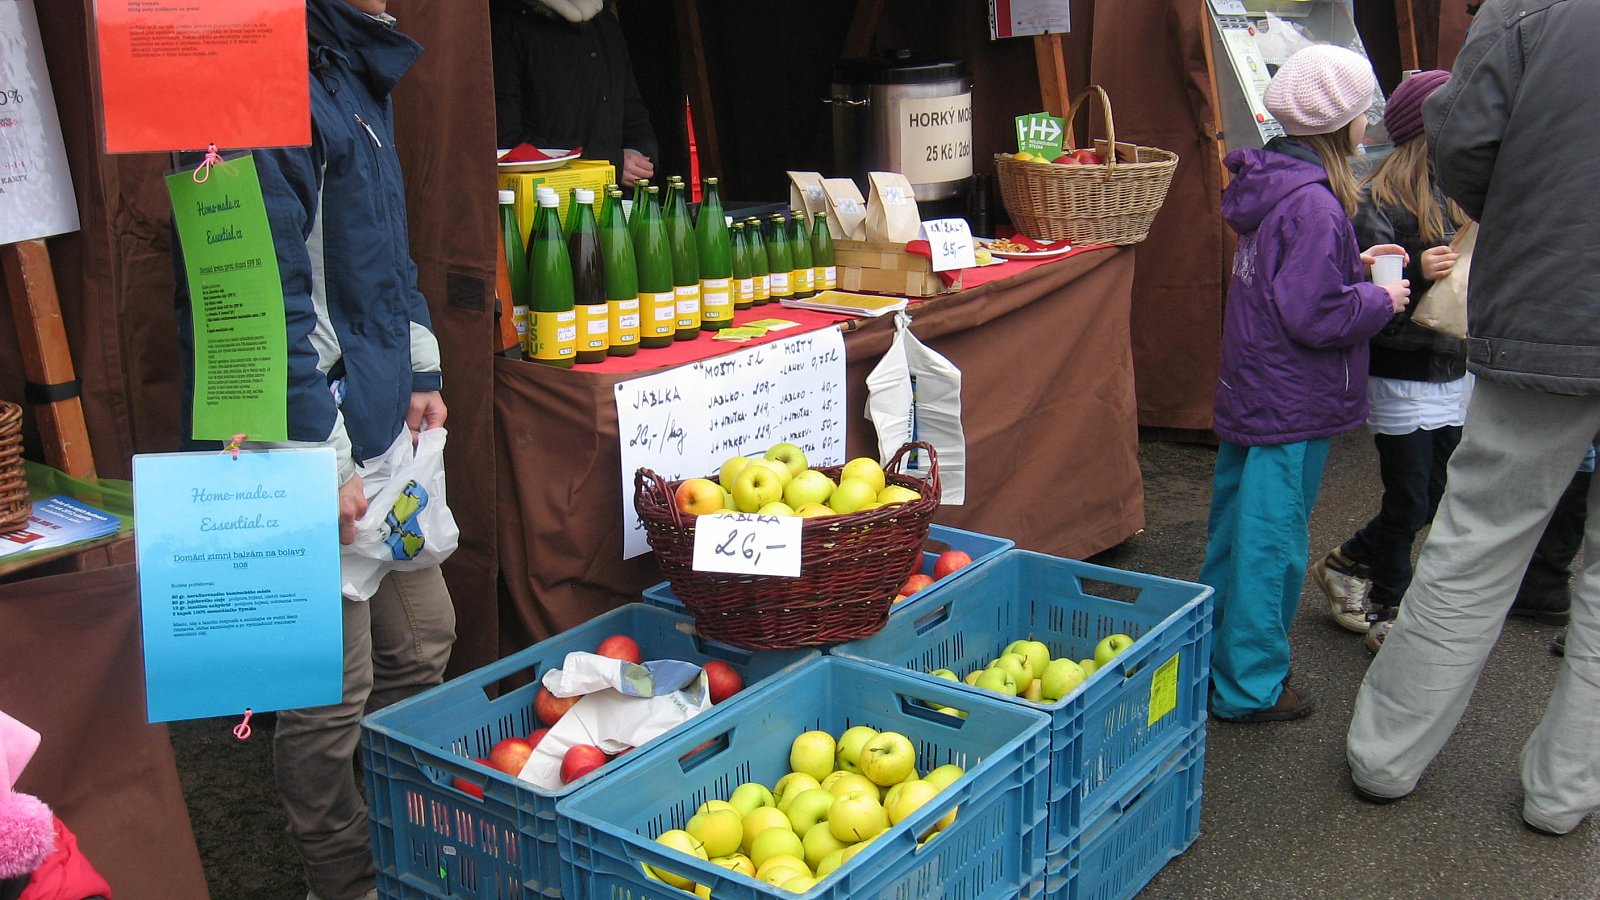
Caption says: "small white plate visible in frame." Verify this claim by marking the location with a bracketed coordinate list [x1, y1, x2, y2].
[496, 148, 580, 173]
[978, 238, 1074, 260]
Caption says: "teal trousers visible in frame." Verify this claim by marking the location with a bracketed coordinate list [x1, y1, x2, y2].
[1201, 439, 1331, 718]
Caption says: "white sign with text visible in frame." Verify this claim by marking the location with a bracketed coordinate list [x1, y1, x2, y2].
[0, 0, 79, 244]
[921, 218, 977, 272]
[691, 512, 803, 576]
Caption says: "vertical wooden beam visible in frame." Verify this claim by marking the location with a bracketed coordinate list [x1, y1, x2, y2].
[1033, 34, 1073, 145]
[2, 239, 97, 478]
[1199, 11, 1231, 190]
[672, 0, 721, 181]
[1394, 0, 1421, 71]
[843, 0, 886, 58]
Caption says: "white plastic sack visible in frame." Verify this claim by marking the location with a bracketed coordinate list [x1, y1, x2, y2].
[864, 311, 966, 503]
[340, 426, 459, 601]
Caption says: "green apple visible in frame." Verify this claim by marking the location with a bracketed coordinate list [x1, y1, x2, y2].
[746, 456, 794, 486]
[835, 725, 878, 774]
[756, 500, 796, 517]
[1094, 633, 1135, 667]
[840, 839, 874, 863]
[719, 485, 737, 510]
[829, 478, 879, 515]
[764, 442, 809, 476]
[828, 789, 889, 843]
[991, 652, 1036, 692]
[749, 827, 805, 870]
[789, 730, 837, 781]
[876, 484, 921, 506]
[784, 787, 835, 834]
[647, 829, 707, 889]
[884, 778, 940, 825]
[1040, 658, 1087, 701]
[710, 852, 755, 877]
[815, 847, 848, 878]
[801, 821, 849, 870]
[929, 668, 959, 681]
[1022, 679, 1044, 702]
[774, 772, 823, 810]
[783, 469, 836, 509]
[727, 782, 775, 817]
[963, 670, 983, 686]
[838, 457, 887, 495]
[781, 874, 820, 893]
[936, 705, 968, 719]
[1004, 639, 1051, 675]
[794, 502, 835, 518]
[696, 798, 738, 816]
[923, 764, 964, 790]
[717, 455, 755, 488]
[732, 462, 785, 512]
[975, 666, 1018, 696]
[686, 807, 743, 859]
[756, 855, 810, 886]
[741, 806, 791, 855]
[859, 731, 916, 786]
[1078, 658, 1099, 676]
[822, 770, 880, 801]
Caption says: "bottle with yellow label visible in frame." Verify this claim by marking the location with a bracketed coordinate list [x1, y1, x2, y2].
[731, 222, 754, 311]
[634, 185, 677, 349]
[663, 177, 701, 339]
[696, 176, 734, 331]
[599, 188, 640, 356]
[766, 214, 794, 303]
[526, 188, 577, 367]
[788, 212, 815, 299]
[567, 188, 608, 364]
[745, 216, 771, 305]
[812, 211, 837, 291]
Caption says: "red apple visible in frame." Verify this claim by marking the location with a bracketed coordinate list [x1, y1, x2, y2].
[487, 737, 533, 776]
[1072, 148, 1104, 165]
[1052, 153, 1083, 165]
[900, 573, 935, 596]
[595, 634, 643, 664]
[560, 744, 609, 784]
[527, 727, 549, 748]
[933, 550, 973, 580]
[451, 758, 492, 798]
[535, 686, 580, 726]
[674, 478, 724, 515]
[702, 659, 744, 704]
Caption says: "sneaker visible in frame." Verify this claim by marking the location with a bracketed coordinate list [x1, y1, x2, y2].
[1509, 595, 1571, 626]
[1313, 550, 1376, 633]
[1213, 683, 1314, 724]
[1364, 620, 1392, 655]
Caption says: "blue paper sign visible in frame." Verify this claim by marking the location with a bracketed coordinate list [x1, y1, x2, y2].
[133, 449, 342, 723]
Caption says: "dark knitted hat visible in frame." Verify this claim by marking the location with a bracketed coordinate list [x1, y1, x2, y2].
[1383, 70, 1450, 145]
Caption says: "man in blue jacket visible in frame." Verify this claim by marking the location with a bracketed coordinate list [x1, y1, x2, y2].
[1347, 0, 1600, 837]
[176, 1, 454, 897]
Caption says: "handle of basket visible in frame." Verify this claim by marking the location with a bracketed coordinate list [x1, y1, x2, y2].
[634, 466, 688, 530]
[1064, 84, 1117, 178]
[885, 440, 940, 498]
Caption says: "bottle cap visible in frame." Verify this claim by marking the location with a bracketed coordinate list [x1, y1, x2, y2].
[497, 189, 515, 204]
[537, 190, 559, 208]
[575, 188, 595, 204]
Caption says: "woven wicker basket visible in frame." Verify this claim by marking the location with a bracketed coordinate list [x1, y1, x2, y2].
[0, 401, 30, 532]
[634, 442, 940, 649]
[994, 85, 1179, 246]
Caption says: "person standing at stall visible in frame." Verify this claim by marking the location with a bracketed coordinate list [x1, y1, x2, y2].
[490, 0, 659, 186]
[1201, 45, 1408, 724]
[174, 1, 454, 898]
[1347, 0, 1600, 835]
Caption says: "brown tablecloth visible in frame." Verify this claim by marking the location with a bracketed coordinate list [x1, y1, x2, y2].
[0, 563, 210, 900]
[495, 247, 1144, 650]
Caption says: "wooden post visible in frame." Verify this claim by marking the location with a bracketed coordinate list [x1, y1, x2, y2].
[1395, 0, 1421, 71]
[1, 239, 97, 478]
[673, 0, 721, 182]
[1199, 12, 1232, 189]
[1033, 33, 1073, 145]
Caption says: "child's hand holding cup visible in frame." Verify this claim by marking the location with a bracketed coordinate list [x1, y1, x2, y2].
[1364, 244, 1410, 312]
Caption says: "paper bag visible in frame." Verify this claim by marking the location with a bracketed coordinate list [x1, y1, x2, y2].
[788, 171, 828, 222]
[1411, 222, 1474, 340]
[821, 177, 868, 240]
[864, 171, 922, 243]
[864, 311, 966, 502]
[340, 426, 459, 601]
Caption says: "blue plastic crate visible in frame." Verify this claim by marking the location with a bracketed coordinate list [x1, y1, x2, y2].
[640, 523, 1015, 614]
[555, 656, 1050, 900]
[831, 549, 1212, 853]
[361, 603, 818, 899]
[1035, 733, 1205, 900]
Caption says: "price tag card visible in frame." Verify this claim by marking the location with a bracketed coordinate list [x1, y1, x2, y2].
[922, 218, 977, 272]
[691, 512, 803, 577]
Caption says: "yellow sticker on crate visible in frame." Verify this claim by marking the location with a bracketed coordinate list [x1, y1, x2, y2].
[1148, 653, 1179, 727]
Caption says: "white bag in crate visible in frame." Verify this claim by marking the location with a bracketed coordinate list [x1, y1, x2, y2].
[865, 311, 966, 502]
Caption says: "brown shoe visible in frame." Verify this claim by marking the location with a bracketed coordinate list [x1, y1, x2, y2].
[1214, 684, 1314, 724]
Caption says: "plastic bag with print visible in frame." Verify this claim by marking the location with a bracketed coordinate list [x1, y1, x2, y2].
[864, 311, 966, 503]
[340, 426, 459, 601]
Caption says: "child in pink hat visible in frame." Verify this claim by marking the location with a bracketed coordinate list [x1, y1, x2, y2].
[1, 709, 111, 900]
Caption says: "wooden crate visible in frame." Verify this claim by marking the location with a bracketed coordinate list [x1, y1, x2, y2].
[834, 239, 950, 297]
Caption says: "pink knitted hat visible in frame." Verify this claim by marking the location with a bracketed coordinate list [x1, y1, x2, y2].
[1264, 45, 1378, 136]
[0, 710, 54, 880]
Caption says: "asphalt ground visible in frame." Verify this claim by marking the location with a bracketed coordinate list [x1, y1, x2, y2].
[170, 432, 1600, 898]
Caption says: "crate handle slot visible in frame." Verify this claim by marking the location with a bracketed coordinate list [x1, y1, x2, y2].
[898, 692, 970, 729]
[689, 631, 757, 666]
[1076, 574, 1143, 605]
[910, 601, 954, 635]
[1113, 755, 1163, 814]
[619, 843, 704, 893]
[676, 729, 733, 774]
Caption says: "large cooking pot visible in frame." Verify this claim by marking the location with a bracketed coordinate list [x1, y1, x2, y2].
[829, 50, 973, 205]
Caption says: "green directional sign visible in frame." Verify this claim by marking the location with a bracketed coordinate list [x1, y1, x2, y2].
[1014, 112, 1065, 157]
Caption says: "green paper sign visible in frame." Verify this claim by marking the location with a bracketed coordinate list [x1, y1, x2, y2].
[166, 154, 289, 442]
[1014, 112, 1065, 157]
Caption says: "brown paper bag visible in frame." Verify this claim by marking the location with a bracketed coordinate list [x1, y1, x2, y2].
[821, 177, 868, 240]
[787, 171, 828, 222]
[864, 171, 922, 243]
[1411, 222, 1474, 340]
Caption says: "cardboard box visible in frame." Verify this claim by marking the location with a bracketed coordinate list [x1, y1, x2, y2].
[834, 238, 951, 297]
[498, 159, 616, 244]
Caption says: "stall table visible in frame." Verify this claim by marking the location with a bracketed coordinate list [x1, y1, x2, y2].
[495, 246, 1143, 648]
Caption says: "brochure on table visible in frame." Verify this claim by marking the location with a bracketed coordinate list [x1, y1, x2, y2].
[0, 496, 119, 559]
[0, 0, 80, 244]
[616, 329, 847, 559]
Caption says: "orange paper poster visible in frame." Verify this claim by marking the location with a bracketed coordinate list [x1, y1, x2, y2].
[96, 0, 308, 153]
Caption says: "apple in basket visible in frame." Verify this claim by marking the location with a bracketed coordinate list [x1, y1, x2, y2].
[932, 550, 972, 580]
[535, 685, 580, 725]
[560, 744, 609, 784]
[595, 633, 643, 664]
[675, 478, 724, 515]
[703, 659, 744, 704]
[487, 737, 533, 776]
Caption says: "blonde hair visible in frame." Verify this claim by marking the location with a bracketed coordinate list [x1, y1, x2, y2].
[1295, 127, 1363, 217]
[1363, 138, 1467, 245]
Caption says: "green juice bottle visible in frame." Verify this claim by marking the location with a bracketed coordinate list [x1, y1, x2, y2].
[788, 212, 815, 299]
[628, 178, 650, 237]
[600, 189, 640, 357]
[526, 188, 577, 367]
[499, 189, 530, 353]
[812, 211, 837, 291]
[766, 213, 794, 303]
[731, 222, 754, 311]
[745, 216, 771, 305]
[696, 177, 734, 331]
[663, 177, 701, 339]
[634, 185, 677, 349]
[567, 189, 608, 364]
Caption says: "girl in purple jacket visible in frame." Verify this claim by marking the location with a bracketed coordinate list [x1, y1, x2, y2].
[1201, 45, 1409, 724]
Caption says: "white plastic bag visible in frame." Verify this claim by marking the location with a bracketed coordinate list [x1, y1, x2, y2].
[340, 426, 459, 601]
[864, 311, 967, 502]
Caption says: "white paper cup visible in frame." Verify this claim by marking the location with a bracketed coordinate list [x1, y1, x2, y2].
[1372, 254, 1405, 285]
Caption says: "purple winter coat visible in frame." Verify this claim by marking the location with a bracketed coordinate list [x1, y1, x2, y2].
[1213, 145, 1396, 446]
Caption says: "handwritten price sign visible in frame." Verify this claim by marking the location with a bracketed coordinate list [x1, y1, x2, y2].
[922, 218, 977, 272]
[691, 512, 803, 576]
